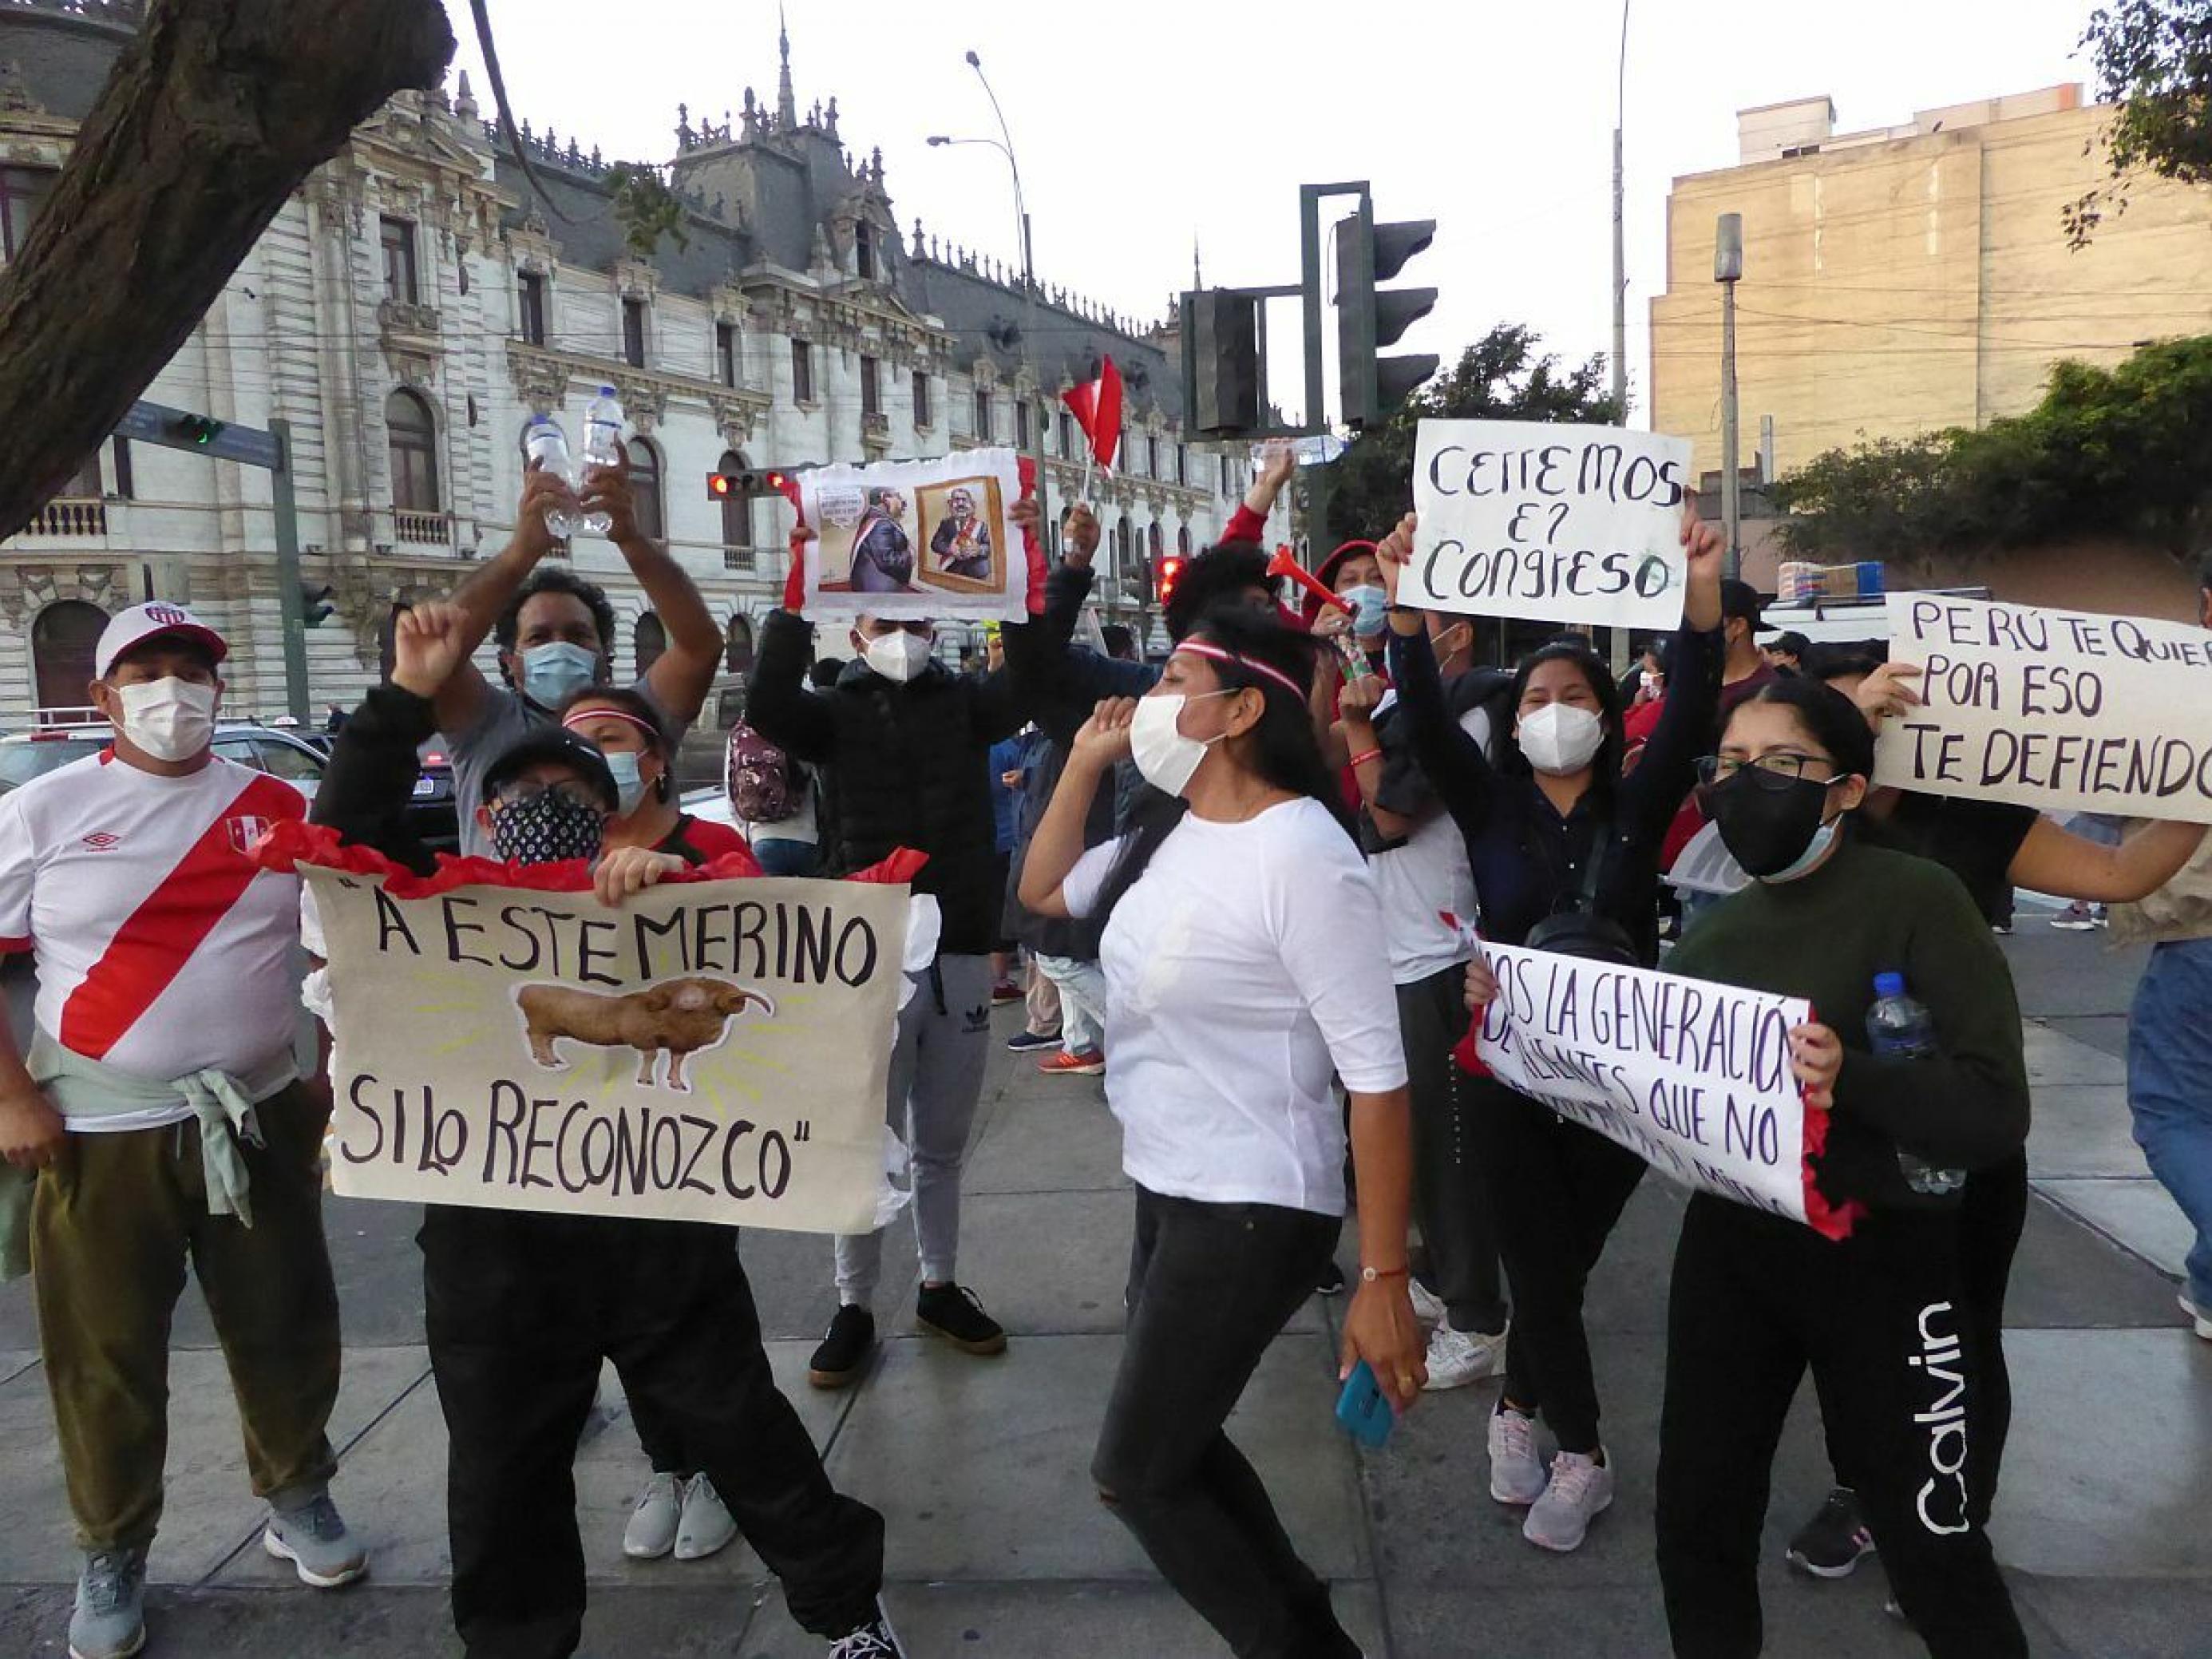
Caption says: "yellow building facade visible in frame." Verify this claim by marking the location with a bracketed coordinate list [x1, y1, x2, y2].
[1650, 85, 2212, 483]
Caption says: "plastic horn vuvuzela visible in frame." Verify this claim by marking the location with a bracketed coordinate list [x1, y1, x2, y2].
[1266, 544, 1351, 613]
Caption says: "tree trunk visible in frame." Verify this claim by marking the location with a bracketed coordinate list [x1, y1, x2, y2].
[0, 0, 454, 540]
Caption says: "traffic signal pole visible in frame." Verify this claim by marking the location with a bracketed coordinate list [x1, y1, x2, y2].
[270, 418, 309, 723]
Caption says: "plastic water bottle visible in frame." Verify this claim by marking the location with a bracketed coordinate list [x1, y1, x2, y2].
[578, 386, 625, 535]
[1865, 972, 1966, 1196]
[522, 415, 578, 539]
[1249, 433, 1345, 469]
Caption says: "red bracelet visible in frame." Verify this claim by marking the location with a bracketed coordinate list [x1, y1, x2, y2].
[1347, 747, 1383, 769]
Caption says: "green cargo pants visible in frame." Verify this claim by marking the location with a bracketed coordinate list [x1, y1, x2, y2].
[30, 1083, 341, 1552]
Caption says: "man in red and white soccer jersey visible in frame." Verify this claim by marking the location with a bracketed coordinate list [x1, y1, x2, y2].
[0, 603, 365, 1659]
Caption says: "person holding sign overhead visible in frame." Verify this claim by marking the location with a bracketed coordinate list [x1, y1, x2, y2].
[1374, 501, 1724, 1554]
[1019, 604, 1421, 1659]
[1648, 675, 2031, 1657]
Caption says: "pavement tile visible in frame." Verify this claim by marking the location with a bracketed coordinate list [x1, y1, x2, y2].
[1986, 1330, 2212, 1578]
[824, 1331, 1368, 1583]
[2010, 1574, 2212, 1659]
[0, 1344, 428, 1587]
[2025, 1085, 2148, 1180]
[2034, 1178, 2198, 1282]
[2002, 1192, 2193, 1329]
[2020, 1025, 2129, 1087]
[961, 1084, 1130, 1197]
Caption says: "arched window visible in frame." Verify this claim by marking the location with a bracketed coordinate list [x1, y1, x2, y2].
[624, 437, 664, 544]
[386, 390, 440, 513]
[1177, 525, 1192, 556]
[1148, 521, 1164, 559]
[725, 614, 754, 673]
[634, 612, 667, 679]
[718, 448, 755, 551]
[32, 600, 108, 711]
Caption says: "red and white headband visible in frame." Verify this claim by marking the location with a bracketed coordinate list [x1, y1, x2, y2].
[1172, 640, 1308, 701]
[560, 706, 662, 746]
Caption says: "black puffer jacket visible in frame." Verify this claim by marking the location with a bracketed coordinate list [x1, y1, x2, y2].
[746, 610, 1028, 955]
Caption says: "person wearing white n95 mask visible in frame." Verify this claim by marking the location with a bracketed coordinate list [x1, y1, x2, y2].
[1515, 702, 1605, 777]
[849, 615, 936, 685]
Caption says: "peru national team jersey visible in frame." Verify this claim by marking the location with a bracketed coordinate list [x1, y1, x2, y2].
[0, 751, 305, 1103]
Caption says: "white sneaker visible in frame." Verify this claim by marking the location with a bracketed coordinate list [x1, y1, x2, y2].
[1423, 1321, 1508, 1391]
[1486, 1405, 1547, 1506]
[2182, 1293, 2212, 1340]
[622, 1471, 681, 1560]
[1406, 1277, 1448, 1328]
[674, 1473, 738, 1561]
[1523, 1448, 1615, 1552]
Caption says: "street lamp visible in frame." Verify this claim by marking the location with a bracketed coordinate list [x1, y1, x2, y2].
[1612, 0, 1631, 420]
[1715, 212, 1744, 583]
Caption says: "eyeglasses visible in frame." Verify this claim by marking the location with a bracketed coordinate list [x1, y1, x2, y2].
[1696, 753, 1838, 790]
[489, 779, 605, 810]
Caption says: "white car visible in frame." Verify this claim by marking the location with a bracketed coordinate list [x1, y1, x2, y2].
[681, 783, 738, 830]
[0, 721, 326, 802]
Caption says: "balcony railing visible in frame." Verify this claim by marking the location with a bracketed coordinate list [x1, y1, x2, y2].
[26, 497, 107, 537]
[378, 299, 443, 342]
[723, 544, 757, 572]
[394, 509, 454, 548]
[861, 410, 889, 440]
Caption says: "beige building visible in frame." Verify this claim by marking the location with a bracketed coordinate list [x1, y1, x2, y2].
[1651, 85, 2212, 485]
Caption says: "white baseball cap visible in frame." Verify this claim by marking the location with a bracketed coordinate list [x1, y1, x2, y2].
[94, 602, 229, 679]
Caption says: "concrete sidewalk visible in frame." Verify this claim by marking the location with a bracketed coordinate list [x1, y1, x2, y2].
[0, 991, 2205, 1656]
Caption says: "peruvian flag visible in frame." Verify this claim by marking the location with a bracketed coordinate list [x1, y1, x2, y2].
[1061, 355, 1124, 472]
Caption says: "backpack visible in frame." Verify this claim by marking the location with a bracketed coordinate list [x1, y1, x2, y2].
[726, 722, 799, 824]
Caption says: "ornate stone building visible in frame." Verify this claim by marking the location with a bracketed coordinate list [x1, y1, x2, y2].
[0, 2, 1270, 718]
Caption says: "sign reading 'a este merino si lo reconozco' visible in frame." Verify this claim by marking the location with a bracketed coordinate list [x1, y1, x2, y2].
[1879, 595, 2212, 826]
[1407, 420, 1695, 632]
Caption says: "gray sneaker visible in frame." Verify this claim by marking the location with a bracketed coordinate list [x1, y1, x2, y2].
[263, 1490, 369, 1588]
[69, 1547, 147, 1659]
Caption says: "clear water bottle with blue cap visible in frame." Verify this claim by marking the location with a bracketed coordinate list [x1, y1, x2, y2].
[1865, 972, 1966, 1196]
[1249, 434, 1344, 469]
[522, 415, 578, 539]
[578, 386, 625, 535]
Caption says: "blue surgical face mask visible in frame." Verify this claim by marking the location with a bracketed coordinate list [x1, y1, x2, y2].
[605, 749, 649, 815]
[518, 641, 601, 711]
[1342, 584, 1389, 638]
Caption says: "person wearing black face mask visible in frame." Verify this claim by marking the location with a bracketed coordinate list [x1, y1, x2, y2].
[310, 604, 904, 1659]
[1654, 677, 2032, 1658]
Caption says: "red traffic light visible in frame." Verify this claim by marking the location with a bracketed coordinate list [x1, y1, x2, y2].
[707, 468, 795, 501]
[708, 473, 734, 499]
[1156, 554, 1186, 606]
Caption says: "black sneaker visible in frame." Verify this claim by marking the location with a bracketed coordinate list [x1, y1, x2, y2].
[1786, 1487, 1876, 1578]
[808, 1305, 876, 1389]
[829, 1600, 908, 1657]
[916, 1283, 1007, 1355]
[1006, 1028, 1062, 1053]
[1316, 1260, 1346, 1297]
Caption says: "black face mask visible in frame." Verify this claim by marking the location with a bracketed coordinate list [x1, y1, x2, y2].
[1702, 769, 1837, 879]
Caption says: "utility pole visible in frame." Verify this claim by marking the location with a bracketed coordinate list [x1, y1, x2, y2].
[1608, 0, 1632, 672]
[1715, 212, 1743, 583]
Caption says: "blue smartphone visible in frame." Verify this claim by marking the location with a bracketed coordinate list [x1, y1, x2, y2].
[1334, 1360, 1395, 1448]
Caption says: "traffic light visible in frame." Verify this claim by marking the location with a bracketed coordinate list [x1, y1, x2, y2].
[1155, 553, 1186, 608]
[708, 468, 793, 501]
[1182, 289, 1260, 437]
[169, 413, 225, 448]
[299, 583, 335, 627]
[1334, 199, 1438, 429]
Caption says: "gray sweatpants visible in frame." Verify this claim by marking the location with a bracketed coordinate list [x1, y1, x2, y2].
[835, 952, 992, 1303]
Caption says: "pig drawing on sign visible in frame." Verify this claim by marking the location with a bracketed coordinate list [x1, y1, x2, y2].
[515, 977, 775, 1091]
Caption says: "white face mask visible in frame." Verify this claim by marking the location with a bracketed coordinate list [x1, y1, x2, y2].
[113, 678, 218, 762]
[1516, 702, 1605, 776]
[858, 629, 932, 683]
[1130, 691, 1232, 798]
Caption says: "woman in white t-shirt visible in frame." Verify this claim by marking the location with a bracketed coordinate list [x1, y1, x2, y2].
[1019, 604, 1422, 1657]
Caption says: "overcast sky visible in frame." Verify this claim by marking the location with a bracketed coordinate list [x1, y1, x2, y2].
[445, 0, 2099, 426]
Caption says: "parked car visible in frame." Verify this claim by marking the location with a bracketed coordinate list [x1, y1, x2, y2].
[0, 719, 329, 801]
[412, 738, 459, 853]
[675, 678, 746, 793]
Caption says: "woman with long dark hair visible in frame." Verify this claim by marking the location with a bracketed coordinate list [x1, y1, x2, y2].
[1019, 604, 1422, 1657]
[1652, 675, 2031, 1655]
[1373, 506, 1724, 1552]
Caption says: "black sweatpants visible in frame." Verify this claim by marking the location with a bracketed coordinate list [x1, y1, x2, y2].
[1656, 1195, 2028, 1659]
[1816, 1151, 2026, 1526]
[421, 1206, 884, 1658]
[1400, 968, 1507, 1334]
[1470, 1074, 1647, 1453]
[1094, 1188, 1358, 1659]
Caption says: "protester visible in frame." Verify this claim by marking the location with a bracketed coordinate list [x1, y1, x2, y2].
[1019, 605, 1422, 1657]
[1375, 504, 1723, 1552]
[1335, 614, 1513, 1391]
[1645, 675, 2032, 1656]
[984, 652, 1035, 1007]
[1718, 581, 1781, 713]
[1763, 629, 1810, 675]
[311, 602, 901, 1658]
[747, 521, 1039, 1387]
[431, 463, 723, 857]
[0, 603, 362, 1659]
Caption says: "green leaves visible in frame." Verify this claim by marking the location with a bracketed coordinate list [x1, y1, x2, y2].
[607, 163, 690, 260]
[2067, 2, 2212, 247]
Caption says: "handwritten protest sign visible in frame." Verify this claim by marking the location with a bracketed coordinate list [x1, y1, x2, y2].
[1407, 420, 1694, 632]
[1878, 595, 2212, 825]
[799, 447, 1027, 622]
[1473, 943, 1844, 1235]
[303, 865, 908, 1235]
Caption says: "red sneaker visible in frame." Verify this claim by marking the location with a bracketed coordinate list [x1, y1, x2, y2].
[990, 980, 1023, 1004]
[1038, 1049, 1105, 1077]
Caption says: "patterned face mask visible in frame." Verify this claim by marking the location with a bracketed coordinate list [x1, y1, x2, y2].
[489, 787, 605, 865]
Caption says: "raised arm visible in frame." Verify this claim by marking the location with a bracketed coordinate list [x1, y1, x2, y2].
[314, 603, 457, 875]
[1019, 699, 1134, 918]
[1375, 513, 1495, 829]
[433, 466, 576, 738]
[2009, 815, 2210, 904]
[580, 458, 720, 725]
[1618, 506, 1727, 838]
